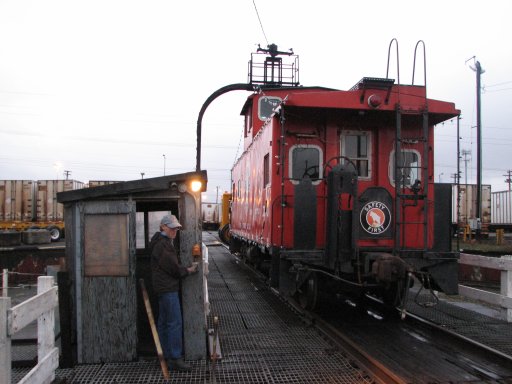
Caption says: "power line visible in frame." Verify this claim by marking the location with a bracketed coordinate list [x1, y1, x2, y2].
[483, 87, 512, 93]
[252, 0, 269, 45]
[484, 80, 512, 88]
[0, 129, 238, 149]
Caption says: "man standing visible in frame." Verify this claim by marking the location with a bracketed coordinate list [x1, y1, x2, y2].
[149, 214, 198, 371]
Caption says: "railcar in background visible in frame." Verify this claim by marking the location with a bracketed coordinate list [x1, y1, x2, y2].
[202, 201, 220, 230]
[228, 41, 460, 313]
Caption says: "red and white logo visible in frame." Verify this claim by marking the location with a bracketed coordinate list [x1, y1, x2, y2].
[360, 201, 391, 234]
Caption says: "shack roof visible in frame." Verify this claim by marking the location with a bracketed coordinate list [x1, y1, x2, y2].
[57, 171, 207, 203]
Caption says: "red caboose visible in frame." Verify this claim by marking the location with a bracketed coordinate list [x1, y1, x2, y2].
[229, 43, 460, 311]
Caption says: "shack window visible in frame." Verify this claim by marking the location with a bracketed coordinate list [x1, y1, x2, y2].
[289, 145, 322, 184]
[136, 211, 173, 249]
[389, 149, 421, 187]
[341, 132, 370, 178]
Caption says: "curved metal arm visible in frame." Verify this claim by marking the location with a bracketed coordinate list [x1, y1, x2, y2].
[196, 83, 254, 171]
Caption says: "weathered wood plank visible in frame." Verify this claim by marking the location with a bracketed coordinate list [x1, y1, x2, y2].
[459, 253, 512, 271]
[38, 277, 55, 364]
[17, 347, 59, 384]
[0, 297, 12, 384]
[458, 284, 512, 313]
[81, 277, 137, 363]
[180, 192, 207, 360]
[9, 287, 58, 334]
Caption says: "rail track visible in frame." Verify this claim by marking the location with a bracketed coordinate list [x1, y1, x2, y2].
[207, 231, 512, 383]
[301, 289, 512, 383]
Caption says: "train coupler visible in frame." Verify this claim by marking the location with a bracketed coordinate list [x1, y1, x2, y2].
[371, 254, 408, 284]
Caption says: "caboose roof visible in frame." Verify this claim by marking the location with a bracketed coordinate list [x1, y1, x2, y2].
[239, 86, 336, 115]
[283, 84, 460, 125]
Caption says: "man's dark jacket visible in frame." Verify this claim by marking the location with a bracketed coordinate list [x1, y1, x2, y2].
[149, 232, 189, 294]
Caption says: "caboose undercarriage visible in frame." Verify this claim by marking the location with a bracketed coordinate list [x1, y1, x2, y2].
[229, 244, 459, 314]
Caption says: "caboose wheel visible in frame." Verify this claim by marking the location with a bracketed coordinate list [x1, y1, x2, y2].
[297, 273, 318, 310]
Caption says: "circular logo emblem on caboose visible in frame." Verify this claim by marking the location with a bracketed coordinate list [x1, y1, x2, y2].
[360, 201, 391, 235]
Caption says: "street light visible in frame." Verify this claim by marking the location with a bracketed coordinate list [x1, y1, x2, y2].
[163, 154, 166, 176]
[438, 172, 444, 183]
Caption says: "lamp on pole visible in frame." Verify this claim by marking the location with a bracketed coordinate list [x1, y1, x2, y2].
[163, 154, 166, 176]
[438, 173, 444, 183]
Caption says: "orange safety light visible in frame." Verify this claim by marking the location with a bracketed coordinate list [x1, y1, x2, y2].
[192, 243, 202, 261]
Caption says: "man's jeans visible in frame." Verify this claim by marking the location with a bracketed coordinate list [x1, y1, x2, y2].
[157, 291, 183, 359]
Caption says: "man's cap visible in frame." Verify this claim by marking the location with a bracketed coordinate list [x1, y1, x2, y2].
[161, 214, 182, 229]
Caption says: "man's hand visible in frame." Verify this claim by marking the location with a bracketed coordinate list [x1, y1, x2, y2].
[187, 262, 199, 274]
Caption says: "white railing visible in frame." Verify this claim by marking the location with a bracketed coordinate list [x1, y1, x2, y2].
[459, 253, 512, 322]
[0, 275, 59, 384]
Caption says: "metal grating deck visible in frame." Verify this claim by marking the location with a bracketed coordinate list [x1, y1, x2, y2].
[13, 239, 372, 383]
[407, 291, 512, 356]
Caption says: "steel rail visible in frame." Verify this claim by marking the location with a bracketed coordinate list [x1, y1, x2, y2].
[283, 297, 408, 384]
[404, 310, 512, 364]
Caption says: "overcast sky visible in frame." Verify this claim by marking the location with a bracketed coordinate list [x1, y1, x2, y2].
[1, 0, 511, 201]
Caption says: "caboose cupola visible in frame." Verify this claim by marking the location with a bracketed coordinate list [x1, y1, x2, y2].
[249, 43, 300, 87]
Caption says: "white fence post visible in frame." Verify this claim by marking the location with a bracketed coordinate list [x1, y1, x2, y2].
[501, 255, 512, 322]
[0, 296, 12, 384]
[2, 269, 7, 297]
[1, 275, 59, 384]
[37, 276, 56, 384]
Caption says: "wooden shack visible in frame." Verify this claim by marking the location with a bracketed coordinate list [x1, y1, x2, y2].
[57, 172, 207, 364]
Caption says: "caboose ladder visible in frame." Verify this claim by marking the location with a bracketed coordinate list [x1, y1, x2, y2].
[394, 105, 429, 254]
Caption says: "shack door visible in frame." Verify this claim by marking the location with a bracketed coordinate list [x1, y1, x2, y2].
[78, 200, 136, 363]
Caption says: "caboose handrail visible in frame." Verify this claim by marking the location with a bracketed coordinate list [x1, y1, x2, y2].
[386, 38, 400, 87]
[322, 156, 358, 178]
[412, 40, 427, 93]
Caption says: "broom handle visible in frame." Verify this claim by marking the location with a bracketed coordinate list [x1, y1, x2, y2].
[139, 279, 170, 381]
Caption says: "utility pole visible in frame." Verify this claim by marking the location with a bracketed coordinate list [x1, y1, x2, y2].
[505, 170, 512, 191]
[163, 154, 166, 176]
[461, 149, 471, 186]
[141, 172, 145, 179]
[469, 58, 484, 234]
[64, 170, 71, 180]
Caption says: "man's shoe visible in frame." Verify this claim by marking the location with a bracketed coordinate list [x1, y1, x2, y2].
[168, 358, 192, 371]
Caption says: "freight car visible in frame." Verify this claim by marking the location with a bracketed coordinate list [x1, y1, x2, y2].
[228, 41, 460, 314]
[451, 183, 491, 233]
[0, 179, 84, 242]
[201, 202, 220, 230]
[490, 190, 512, 231]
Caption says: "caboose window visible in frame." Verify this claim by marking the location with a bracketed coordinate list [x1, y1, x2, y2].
[244, 110, 252, 138]
[258, 96, 282, 120]
[389, 149, 421, 187]
[263, 153, 270, 186]
[289, 145, 322, 184]
[341, 132, 370, 178]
